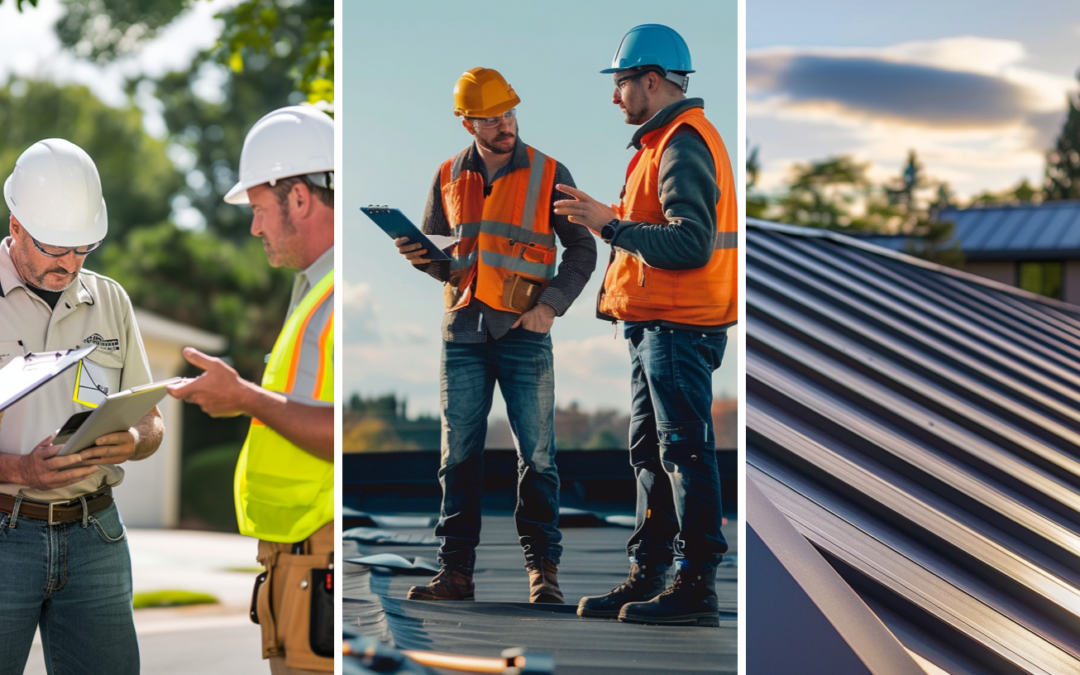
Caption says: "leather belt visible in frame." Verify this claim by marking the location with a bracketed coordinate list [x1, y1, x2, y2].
[0, 486, 113, 524]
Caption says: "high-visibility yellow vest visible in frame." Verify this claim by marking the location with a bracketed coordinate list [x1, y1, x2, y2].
[234, 269, 334, 542]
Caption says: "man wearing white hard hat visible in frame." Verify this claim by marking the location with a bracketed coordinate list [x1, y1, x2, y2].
[168, 105, 334, 674]
[0, 139, 164, 673]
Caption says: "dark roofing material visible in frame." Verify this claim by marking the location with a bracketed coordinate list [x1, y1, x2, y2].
[747, 219, 1080, 675]
[344, 516, 737, 675]
[937, 201, 1080, 260]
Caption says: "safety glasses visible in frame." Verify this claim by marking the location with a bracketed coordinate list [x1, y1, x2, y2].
[468, 108, 517, 130]
[30, 235, 102, 258]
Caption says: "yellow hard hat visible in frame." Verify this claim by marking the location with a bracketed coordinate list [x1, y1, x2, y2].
[453, 67, 521, 118]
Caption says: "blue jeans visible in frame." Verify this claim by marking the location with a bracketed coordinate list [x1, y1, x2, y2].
[435, 327, 562, 568]
[0, 500, 138, 675]
[625, 325, 729, 571]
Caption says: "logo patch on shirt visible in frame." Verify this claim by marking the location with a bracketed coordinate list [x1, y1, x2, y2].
[84, 333, 120, 352]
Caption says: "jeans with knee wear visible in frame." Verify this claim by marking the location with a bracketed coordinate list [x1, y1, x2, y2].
[435, 327, 562, 569]
[625, 325, 728, 572]
[0, 500, 138, 675]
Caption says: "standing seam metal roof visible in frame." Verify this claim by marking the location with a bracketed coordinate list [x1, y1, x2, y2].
[748, 218, 1080, 675]
[938, 201, 1080, 260]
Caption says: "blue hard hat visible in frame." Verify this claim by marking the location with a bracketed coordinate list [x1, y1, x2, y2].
[600, 24, 694, 75]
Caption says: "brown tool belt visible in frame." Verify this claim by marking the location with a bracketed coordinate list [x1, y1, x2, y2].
[0, 486, 113, 524]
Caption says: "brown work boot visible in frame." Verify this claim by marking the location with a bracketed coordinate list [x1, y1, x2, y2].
[406, 567, 475, 601]
[526, 558, 564, 604]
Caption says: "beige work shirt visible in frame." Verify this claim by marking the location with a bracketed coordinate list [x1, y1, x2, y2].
[0, 237, 154, 501]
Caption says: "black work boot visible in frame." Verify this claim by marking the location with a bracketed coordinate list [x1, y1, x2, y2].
[618, 564, 719, 626]
[526, 558, 564, 603]
[406, 567, 475, 601]
[577, 562, 667, 618]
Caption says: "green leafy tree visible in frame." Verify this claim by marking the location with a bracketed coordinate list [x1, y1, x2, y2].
[746, 142, 768, 219]
[1045, 75, 1080, 201]
[775, 156, 870, 230]
[0, 0, 40, 10]
[215, 0, 334, 107]
[969, 177, 1042, 207]
[0, 78, 183, 252]
[53, 0, 191, 64]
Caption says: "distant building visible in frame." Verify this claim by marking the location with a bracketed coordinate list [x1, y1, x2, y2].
[113, 308, 226, 529]
[862, 201, 1080, 302]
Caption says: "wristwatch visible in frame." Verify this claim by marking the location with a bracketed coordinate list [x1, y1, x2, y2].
[600, 218, 619, 243]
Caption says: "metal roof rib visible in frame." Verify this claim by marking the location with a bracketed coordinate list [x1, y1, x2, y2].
[749, 221, 1080, 675]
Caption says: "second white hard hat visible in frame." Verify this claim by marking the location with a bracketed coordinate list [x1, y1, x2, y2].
[224, 105, 335, 205]
[3, 139, 108, 247]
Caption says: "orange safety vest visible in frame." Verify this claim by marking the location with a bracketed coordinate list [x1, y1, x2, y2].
[599, 107, 738, 326]
[440, 144, 559, 314]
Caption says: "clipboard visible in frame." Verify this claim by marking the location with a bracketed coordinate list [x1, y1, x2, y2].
[55, 378, 181, 455]
[0, 345, 98, 413]
[361, 205, 454, 261]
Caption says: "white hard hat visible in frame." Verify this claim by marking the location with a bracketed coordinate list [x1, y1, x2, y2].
[224, 105, 335, 205]
[3, 139, 108, 247]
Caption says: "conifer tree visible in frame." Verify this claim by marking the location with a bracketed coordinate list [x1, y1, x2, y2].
[1045, 76, 1080, 200]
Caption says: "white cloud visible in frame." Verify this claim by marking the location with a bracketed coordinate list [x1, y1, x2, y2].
[748, 35, 1077, 199]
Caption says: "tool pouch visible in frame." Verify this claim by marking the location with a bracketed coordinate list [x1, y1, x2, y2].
[255, 539, 334, 671]
[309, 566, 334, 657]
[502, 274, 544, 313]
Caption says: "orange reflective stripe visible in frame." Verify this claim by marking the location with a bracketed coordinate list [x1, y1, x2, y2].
[284, 284, 334, 393]
[312, 308, 333, 398]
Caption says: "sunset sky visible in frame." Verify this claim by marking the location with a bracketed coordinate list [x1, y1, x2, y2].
[748, 0, 1080, 199]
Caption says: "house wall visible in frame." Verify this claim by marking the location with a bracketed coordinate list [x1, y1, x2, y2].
[111, 310, 226, 529]
[962, 261, 1015, 287]
[1066, 261, 1080, 305]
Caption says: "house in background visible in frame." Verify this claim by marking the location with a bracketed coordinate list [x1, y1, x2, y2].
[112, 308, 226, 529]
[862, 201, 1080, 302]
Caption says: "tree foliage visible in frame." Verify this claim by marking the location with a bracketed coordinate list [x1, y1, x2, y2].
[0, 0, 41, 11]
[0, 78, 183, 251]
[54, 0, 191, 64]
[746, 142, 767, 219]
[213, 0, 333, 108]
[1044, 77, 1080, 201]
[775, 156, 870, 230]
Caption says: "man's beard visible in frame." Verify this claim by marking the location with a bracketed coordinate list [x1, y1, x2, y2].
[11, 245, 77, 291]
[623, 100, 650, 126]
[476, 131, 516, 155]
[264, 205, 302, 268]
[31, 268, 77, 292]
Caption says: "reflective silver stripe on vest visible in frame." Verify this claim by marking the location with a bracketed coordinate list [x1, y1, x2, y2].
[454, 222, 481, 238]
[480, 250, 556, 280]
[455, 220, 556, 247]
[289, 291, 334, 401]
[518, 149, 547, 233]
[450, 248, 478, 271]
[715, 231, 738, 250]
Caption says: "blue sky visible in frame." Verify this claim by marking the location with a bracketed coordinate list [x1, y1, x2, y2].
[342, 1, 739, 417]
[748, 0, 1080, 200]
